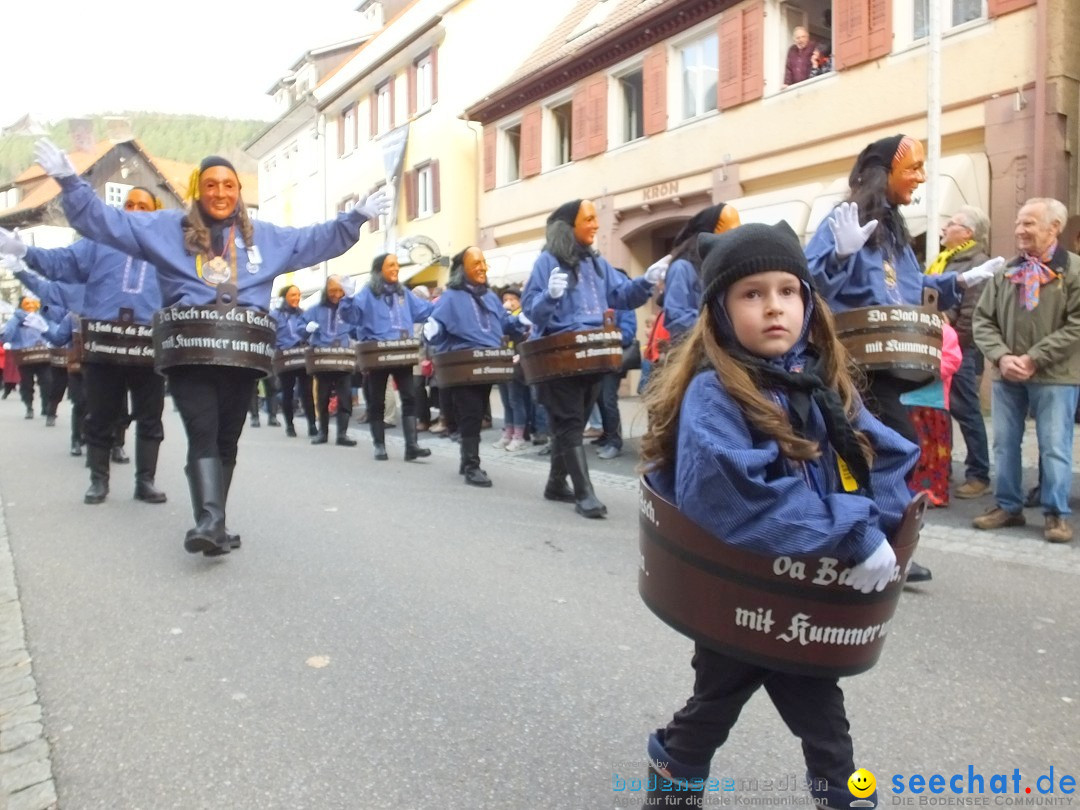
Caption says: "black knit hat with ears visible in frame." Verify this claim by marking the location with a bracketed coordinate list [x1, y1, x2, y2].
[698, 221, 811, 309]
[547, 199, 582, 227]
[199, 155, 238, 176]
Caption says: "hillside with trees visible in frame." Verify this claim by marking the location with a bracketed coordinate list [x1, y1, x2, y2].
[0, 113, 266, 185]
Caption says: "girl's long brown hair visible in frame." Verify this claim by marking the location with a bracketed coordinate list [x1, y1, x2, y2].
[639, 291, 872, 473]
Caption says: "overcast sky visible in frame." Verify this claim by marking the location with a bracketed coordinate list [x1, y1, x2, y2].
[2, 0, 368, 126]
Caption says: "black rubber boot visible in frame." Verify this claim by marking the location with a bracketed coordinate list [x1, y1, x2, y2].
[370, 420, 388, 460]
[335, 410, 357, 446]
[133, 439, 168, 503]
[183, 458, 229, 555]
[461, 436, 492, 487]
[644, 765, 704, 808]
[563, 445, 607, 518]
[403, 416, 430, 460]
[543, 440, 575, 503]
[307, 420, 318, 437]
[204, 464, 241, 556]
[284, 413, 297, 437]
[84, 445, 110, 505]
[311, 410, 329, 445]
[266, 395, 280, 427]
[70, 438, 82, 457]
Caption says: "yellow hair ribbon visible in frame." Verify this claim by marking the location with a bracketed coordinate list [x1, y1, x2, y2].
[186, 168, 201, 202]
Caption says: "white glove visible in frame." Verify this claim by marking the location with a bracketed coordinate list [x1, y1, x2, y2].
[0, 228, 28, 259]
[23, 312, 49, 333]
[644, 254, 672, 285]
[305, 321, 320, 334]
[353, 189, 391, 221]
[960, 256, 1005, 286]
[547, 268, 569, 299]
[33, 139, 77, 179]
[828, 202, 878, 258]
[2, 343, 10, 350]
[517, 312, 533, 327]
[340, 275, 357, 296]
[846, 539, 897, 594]
[422, 318, 441, 341]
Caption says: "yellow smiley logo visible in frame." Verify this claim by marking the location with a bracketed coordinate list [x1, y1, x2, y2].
[848, 768, 876, 798]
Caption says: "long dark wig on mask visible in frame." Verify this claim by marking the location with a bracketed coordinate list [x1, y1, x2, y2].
[543, 200, 602, 278]
[277, 284, 300, 311]
[367, 254, 398, 296]
[670, 204, 727, 268]
[845, 135, 913, 254]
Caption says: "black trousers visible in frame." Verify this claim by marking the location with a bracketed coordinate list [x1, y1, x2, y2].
[863, 371, 919, 445]
[278, 368, 314, 426]
[661, 645, 853, 788]
[367, 367, 415, 423]
[451, 384, 492, 440]
[414, 374, 431, 423]
[315, 372, 352, 423]
[48, 366, 68, 414]
[67, 371, 86, 443]
[166, 365, 257, 466]
[18, 363, 51, 414]
[83, 362, 165, 450]
[538, 373, 602, 450]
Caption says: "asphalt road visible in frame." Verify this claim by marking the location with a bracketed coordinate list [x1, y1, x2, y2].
[0, 397, 1077, 809]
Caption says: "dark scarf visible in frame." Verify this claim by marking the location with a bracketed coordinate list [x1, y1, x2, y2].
[209, 212, 239, 256]
[464, 281, 490, 300]
[728, 348, 872, 492]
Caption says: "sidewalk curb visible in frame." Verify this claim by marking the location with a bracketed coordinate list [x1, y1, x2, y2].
[0, 491, 58, 810]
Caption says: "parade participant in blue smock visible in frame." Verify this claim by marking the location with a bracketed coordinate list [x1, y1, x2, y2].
[522, 198, 664, 518]
[342, 253, 433, 461]
[424, 246, 529, 487]
[1, 295, 52, 421]
[305, 275, 359, 447]
[8, 187, 169, 503]
[21, 139, 388, 557]
[663, 202, 741, 341]
[638, 221, 918, 809]
[37, 308, 87, 456]
[592, 300, 637, 460]
[804, 134, 1000, 583]
[271, 284, 316, 438]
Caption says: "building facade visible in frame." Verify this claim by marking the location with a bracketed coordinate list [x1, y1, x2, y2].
[466, 0, 1071, 290]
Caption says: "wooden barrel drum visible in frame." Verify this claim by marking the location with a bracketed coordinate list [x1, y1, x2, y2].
[833, 296, 943, 384]
[433, 346, 515, 387]
[355, 337, 421, 372]
[272, 346, 309, 375]
[80, 318, 155, 367]
[10, 346, 52, 368]
[638, 478, 926, 678]
[305, 346, 357, 375]
[519, 325, 622, 385]
[152, 305, 276, 378]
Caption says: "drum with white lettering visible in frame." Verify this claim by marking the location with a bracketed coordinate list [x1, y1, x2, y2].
[518, 320, 622, 385]
[355, 337, 421, 372]
[152, 304, 276, 378]
[638, 478, 925, 677]
[49, 347, 69, 369]
[80, 318, 155, 367]
[433, 346, 515, 387]
[11, 346, 51, 368]
[305, 345, 357, 375]
[273, 346, 309, 375]
[833, 292, 943, 383]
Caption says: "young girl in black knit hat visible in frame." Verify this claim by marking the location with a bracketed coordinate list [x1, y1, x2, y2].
[638, 221, 919, 808]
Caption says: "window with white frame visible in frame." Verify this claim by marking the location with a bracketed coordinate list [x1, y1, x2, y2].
[416, 165, 434, 218]
[415, 54, 433, 112]
[502, 123, 521, 184]
[617, 68, 644, 144]
[104, 182, 133, 207]
[342, 105, 357, 154]
[680, 32, 719, 120]
[912, 0, 985, 39]
[376, 82, 392, 136]
[550, 102, 573, 168]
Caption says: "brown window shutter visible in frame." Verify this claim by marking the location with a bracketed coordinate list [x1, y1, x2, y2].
[642, 44, 667, 137]
[389, 80, 396, 129]
[521, 105, 542, 178]
[988, 0, 1035, 15]
[407, 64, 417, 117]
[431, 160, 441, 214]
[351, 103, 359, 147]
[718, 13, 743, 110]
[586, 74, 607, 157]
[404, 170, 417, 221]
[430, 47, 439, 105]
[571, 84, 588, 162]
[338, 113, 346, 156]
[741, 1, 764, 103]
[370, 92, 378, 138]
[834, 0, 869, 70]
[867, 0, 892, 60]
[483, 127, 497, 191]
